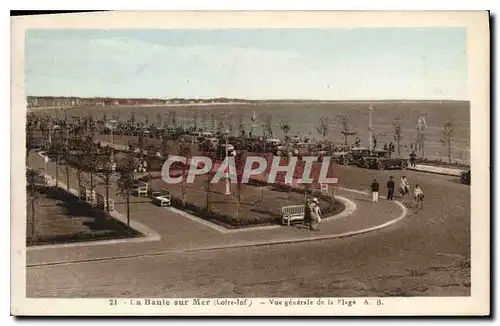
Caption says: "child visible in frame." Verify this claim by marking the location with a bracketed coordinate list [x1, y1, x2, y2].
[414, 184, 424, 209]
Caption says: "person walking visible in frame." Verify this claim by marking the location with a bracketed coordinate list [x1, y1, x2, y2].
[309, 198, 322, 231]
[409, 150, 417, 167]
[400, 176, 410, 196]
[371, 179, 379, 203]
[303, 198, 312, 228]
[387, 176, 395, 200]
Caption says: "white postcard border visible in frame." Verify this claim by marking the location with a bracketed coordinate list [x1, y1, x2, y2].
[10, 11, 490, 316]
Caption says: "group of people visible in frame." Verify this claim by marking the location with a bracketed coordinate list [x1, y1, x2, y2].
[301, 175, 425, 232]
[370, 175, 424, 208]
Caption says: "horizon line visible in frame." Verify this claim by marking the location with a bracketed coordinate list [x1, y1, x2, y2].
[26, 95, 470, 102]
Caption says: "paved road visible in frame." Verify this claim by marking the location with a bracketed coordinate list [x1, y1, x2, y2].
[27, 162, 470, 297]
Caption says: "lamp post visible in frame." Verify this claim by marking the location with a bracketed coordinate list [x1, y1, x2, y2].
[108, 120, 117, 152]
[108, 120, 117, 147]
[417, 116, 427, 159]
[368, 105, 374, 151]
[224, 127, 231, 196]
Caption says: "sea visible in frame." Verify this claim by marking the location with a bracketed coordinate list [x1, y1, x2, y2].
[39, 101, 471, 164]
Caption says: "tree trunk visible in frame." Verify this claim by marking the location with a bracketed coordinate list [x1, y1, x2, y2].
[30, 196, 36, 243]
[77, 170, 81, 194]
[105, 178, 110, 213]
[421, 134, 425, 159]
[66, 165, 70, 191]
[181, 181, 186, 207]
[448, 138, 452, 163]
[55, 163, 59, 187]
[126, 193, 130, 228]
[235, 193, 240, 221]
[206, 179, 211, 212]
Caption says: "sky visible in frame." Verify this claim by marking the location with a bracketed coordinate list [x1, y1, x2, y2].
[25, 28, 467, 100]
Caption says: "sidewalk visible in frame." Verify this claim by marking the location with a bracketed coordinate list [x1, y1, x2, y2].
[26, 152, 407, 266]
[407, 164, 464, 177]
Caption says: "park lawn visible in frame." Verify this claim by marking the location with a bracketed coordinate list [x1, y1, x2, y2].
[148, 174, 344, 228]
[26, 186, 142, 246]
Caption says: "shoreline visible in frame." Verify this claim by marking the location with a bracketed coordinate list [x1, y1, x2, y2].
[26, 99, 470, 112]
[26, 102, 252, 112]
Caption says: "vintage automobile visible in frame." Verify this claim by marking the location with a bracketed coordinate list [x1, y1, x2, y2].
[332, 149, 349, 163]
[361, 149, 408, 170]
[460, 169, 471, 185]
[216, 144, 236, 159]
[341, 147, 371, 166]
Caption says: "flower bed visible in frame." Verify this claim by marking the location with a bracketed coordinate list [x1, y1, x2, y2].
[163, 184, 345, 230]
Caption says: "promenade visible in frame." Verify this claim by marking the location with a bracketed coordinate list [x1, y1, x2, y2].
[407, 164, 464, 177]
[27, 152, 406, 267]
[26, 149, 471, 298]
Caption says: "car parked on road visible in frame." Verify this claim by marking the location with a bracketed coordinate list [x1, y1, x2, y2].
[361, 149, 408, 170]
[341, 147, 371, 166]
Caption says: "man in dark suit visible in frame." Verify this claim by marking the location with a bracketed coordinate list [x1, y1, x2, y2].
[371, 179, 379, 203]
[387, 176, 395, 200]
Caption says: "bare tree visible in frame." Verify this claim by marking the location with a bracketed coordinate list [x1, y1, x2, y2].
[116, 154, 136, 228]
[156, 113, 163, 127]
[138, 132, 147, 154]
[192, 110, 200, 131]
[263, 114, 273, 138]
[161, 136, 170, 157]
[279, 120, 291, 141]
[392, 117, 403, 156]
[82, 138, 99, 200]
[130, 112, 136, 126]
[236, 113, 245, 138]
[199, 111, 208, 131]
[26, 168, 44, 244]
[87, 116, 97, 141]
[441, 122, 454, 163]
[39, 117, 51, 149]
[226, 113, 234, 134]
[47, 142, 64, 187]
[210, 113, 217, 132]
[234, 152, 246, 221]
[337, 115, 356, 147]
[26, 113, 38, 163]
[316, 117, 330, 141]
[97, 150, 115, 214]
[179, 143, 191, 207]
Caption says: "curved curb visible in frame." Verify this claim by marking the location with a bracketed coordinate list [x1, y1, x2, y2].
[322, 195, 357, 223]
[166, 195, 357, 234]
[184, 199, 408, 253]
[27, 194, 407, 268]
